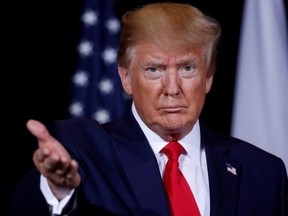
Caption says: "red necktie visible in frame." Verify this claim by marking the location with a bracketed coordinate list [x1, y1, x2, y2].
[161, 141, 200, 216]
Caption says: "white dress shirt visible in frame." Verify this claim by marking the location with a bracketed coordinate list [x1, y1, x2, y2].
[132, 103, 210, 216]
[41, 103, 210, 215]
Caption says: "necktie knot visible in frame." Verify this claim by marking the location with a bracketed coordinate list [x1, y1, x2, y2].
[161, 141, 185, 161]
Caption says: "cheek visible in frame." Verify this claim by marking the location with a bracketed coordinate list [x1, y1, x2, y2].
[131, 79, 161, 112]
[185, 77, 207, 94]
[184, 79, 208, 107]
[132, 76, 161, 96]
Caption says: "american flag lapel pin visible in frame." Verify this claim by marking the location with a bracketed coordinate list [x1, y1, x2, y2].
[226, 163, 237, 175]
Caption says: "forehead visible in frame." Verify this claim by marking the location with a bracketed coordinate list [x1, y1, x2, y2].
[130, 42, 204, 63]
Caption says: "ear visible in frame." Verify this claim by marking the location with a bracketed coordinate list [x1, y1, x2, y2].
[205, 75, 213, 93]
[118, 66, 133, 95]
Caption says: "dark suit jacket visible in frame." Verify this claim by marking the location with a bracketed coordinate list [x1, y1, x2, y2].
[10, 109, 288, 216]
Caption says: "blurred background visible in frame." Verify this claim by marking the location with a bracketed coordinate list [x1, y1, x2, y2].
[3, 0, 288, 213]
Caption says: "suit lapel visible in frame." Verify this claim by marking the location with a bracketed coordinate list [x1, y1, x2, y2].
[108, 110, 171, 216]
[201, 123, 241, 216]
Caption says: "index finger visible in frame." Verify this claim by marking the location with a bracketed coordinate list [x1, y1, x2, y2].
[26, 119, 56, 145]
[27, 119, 72, 161]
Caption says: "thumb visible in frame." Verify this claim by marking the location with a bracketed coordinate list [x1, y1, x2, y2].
[26, 119, 54, 145]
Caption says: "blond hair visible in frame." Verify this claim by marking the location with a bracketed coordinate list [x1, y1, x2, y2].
[117, 2, 221, 76]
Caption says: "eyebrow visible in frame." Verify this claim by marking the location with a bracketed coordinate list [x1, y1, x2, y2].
[141, 56, 199, 67]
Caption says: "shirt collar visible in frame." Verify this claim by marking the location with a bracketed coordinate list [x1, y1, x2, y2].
[131, 102, 202, 165]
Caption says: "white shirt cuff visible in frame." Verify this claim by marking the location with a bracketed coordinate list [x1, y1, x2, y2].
[40, 175, 75, 215]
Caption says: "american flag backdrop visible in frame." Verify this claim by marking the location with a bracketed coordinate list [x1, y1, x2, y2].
[69, 0, 131, 123]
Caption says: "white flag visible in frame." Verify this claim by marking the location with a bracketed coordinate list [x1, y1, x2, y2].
[231, 0, 288, 172]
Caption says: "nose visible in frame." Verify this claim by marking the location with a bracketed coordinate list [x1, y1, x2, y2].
[162, 70, 181, 96]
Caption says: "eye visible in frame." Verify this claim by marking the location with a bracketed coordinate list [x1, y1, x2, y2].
[143, 67, 162, 79]
[180, 65, 198, 78]
[147, 67, 158, 73]
[183, 65, 194, 71]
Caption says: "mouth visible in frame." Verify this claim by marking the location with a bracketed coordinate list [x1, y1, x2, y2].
[159, 106, 185, 113]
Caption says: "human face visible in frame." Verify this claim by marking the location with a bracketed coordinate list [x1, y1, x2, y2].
[118, 42, 213, 141]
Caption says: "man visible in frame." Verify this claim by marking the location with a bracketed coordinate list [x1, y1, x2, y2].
[10, 2, 287, 216]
